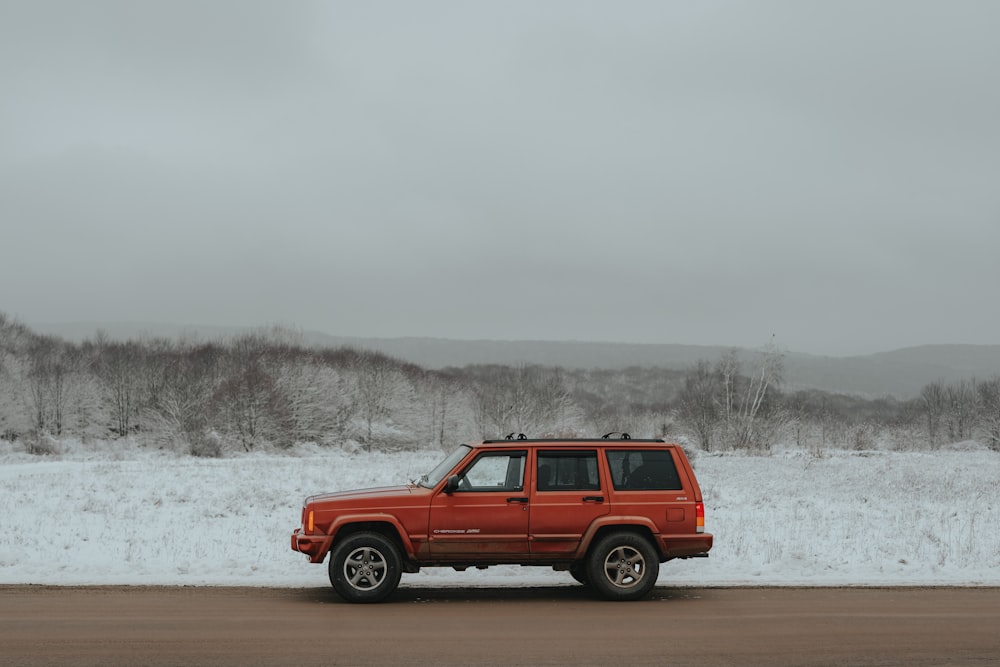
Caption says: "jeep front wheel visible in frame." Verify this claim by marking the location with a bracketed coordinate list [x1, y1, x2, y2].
[586, 531, 659, 601]
[328, 532, 402, 603]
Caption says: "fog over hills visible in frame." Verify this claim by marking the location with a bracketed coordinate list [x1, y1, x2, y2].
[307, 336, 1000, 398]
[6, 2, 1000, 392]
[30, 321, 1000, 399]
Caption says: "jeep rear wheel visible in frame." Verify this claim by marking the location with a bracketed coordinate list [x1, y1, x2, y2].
[586, 531, 659, 601]
[328, 532, 402, 603]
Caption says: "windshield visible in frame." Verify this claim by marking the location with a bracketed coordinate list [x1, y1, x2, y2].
[416, 445, 471, 489]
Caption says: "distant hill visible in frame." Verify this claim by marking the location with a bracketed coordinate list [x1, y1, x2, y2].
[308, 335, 737, 371]
[29, 322, 1000, 399]
[307, 336, 1000, 398]
[782, 346, 1000, 398]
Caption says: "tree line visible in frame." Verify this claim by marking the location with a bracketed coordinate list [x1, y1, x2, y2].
[2, 313, 997, 455]
[673, 342, 1000, 454]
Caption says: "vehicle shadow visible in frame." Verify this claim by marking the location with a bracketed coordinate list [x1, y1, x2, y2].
[289, 584, 703, 605]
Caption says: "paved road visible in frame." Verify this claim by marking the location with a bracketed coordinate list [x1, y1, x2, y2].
[2, 585, 998, 666]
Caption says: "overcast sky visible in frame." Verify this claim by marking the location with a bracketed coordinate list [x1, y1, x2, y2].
[2, 1, 998, 356]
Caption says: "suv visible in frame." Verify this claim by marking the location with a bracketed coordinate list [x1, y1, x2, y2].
[291, 436, 712, 602]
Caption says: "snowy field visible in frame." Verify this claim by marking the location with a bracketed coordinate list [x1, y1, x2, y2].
[1, 439, 998, 589]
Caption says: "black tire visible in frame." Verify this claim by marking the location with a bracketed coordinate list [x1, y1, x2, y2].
[569, 562, 589, 586]
[586, 531, 659, 601]
[328, 531, 403, 603]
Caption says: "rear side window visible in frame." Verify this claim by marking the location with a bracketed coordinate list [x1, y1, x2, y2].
[537, 451, 600, 491]
[606, 449, 682, 491]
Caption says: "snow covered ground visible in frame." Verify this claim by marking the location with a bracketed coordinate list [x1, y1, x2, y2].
[1, 439, 998, 589]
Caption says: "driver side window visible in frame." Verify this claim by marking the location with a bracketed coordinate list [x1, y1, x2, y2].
[456, 451, 525, 492]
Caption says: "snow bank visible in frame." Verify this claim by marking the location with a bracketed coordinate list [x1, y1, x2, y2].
[1, 440, 998, 588]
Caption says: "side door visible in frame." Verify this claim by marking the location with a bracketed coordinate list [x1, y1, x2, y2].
[529, 449, 610, 557]
[428, 449, 529, 558]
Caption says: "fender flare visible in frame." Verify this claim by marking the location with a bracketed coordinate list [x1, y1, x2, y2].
[327, 513, 417, 558]
[574, 516, 661, 560]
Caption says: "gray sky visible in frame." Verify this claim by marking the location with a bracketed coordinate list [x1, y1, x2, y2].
[2, 0, 998, 356]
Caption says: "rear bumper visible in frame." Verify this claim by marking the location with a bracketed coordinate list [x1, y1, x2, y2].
[660, 532, 713, 559]
[291, 528, 332, 563]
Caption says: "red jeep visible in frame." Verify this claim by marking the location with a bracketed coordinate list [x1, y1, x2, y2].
[291, 436, 712, 602]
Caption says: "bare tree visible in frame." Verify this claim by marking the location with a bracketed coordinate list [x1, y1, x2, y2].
[471, 365, 578, 438]
[919, 380, 947, 447]
[209, 334, 290, 452]
[677, 341, 784, 452]
[212, 366, 287, 451]
[276, 352, 357, 445]
[25, 337, 53, 433]
[472, 366, 515, 438]
[716, 349, 741, 429]
[944, 380, 977, 442]
[707, 342, 784, 451]
[143, 340, 224, 454]
[418, 372, 462, 447]
[677, 359, 718, 451]
[514, 366, 577, 436]
[26, 336, 79, 435]
[0, 315, 41, 439]
[730, 340, 784, 451]
[90, 334, 145, 438]
[353, 350, 401, 450]
[976, 377, 1000, 452]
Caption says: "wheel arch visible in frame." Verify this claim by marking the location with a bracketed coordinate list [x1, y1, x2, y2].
[574, 518, 660, 561]
[329, 516, 416, 565]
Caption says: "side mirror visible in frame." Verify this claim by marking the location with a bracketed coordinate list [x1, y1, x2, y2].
[444, 474, 460, 494]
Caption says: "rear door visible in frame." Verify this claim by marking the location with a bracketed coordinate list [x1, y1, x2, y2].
[605, 447, 695, 535]
[528, 449, 610, 556]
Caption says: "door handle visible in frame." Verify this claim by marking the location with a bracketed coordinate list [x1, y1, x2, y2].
[582, 496, 605, 503]
[507, 497, 529, 503]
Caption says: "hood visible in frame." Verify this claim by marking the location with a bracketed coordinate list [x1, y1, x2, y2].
[306, 485, 414, 505]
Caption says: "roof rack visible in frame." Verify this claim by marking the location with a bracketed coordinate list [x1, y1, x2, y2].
[481, 435, 666, 444]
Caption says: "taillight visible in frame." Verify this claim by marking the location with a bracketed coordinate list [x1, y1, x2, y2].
[695, 501, 705, 533]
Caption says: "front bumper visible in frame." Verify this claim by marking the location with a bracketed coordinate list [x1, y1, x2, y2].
[291, 528, 332, 563]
